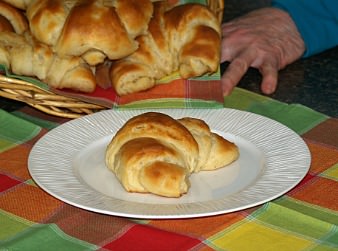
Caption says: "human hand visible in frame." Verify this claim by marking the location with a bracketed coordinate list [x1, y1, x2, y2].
[221, 8, 305, 95]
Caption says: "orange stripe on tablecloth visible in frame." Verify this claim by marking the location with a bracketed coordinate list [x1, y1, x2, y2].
[0, 145, 31, 180]
[286, 140, 338, 210]
[0, 184, 63, 222]
[57, 79, 187, 107]
[305, 140, 338, 175]
[55, 78, 223, 107]
[187, 79, 224, 104]
[150, 212, 246, 238]
[44, 204, 133, 246]
[117, 79, 187, 105]
[0, 130, 48, 181]
[288, 176, 338, 211]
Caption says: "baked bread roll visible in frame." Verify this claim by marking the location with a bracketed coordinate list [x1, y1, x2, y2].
[203, 133, 239, 171]
[106, 112, 199, 197]
[1, 1, 221, 95]
[110, 2, 221, 95]
[0, 0, 96, 92]
[177, 117, 212, 172]
[114, 137, 190, 197]
[26, 0, 153, 66]
[0, 14, 13, 32]
[1, 0, 32, 10]
[0, 1, 28, 33]
[105, 112, 239, 197]
[1, 0, 153, 93]
[106, 112, 200, 174]
[0, 0, 29, 66]
[0, 31, 96, 92]
[178, 117, 239, 171]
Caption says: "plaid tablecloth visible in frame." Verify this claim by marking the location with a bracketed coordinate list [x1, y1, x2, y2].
[0, 87, 337, 251]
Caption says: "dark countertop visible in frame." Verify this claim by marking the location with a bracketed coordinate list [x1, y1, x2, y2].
[1, 1, 337, 117]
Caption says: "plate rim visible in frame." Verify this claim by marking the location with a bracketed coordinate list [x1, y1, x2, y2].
[28, 108, 311, 219]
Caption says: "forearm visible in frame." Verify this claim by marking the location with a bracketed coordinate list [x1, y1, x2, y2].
[272, 0, 338, 57]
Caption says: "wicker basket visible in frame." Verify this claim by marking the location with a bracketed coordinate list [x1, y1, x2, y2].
[0, 0, 224, 119]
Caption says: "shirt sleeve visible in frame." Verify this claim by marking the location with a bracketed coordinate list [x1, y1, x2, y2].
[271, 0, 338, 57]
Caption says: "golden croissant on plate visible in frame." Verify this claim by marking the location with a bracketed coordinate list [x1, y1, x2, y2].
[105, 112, 239, 198]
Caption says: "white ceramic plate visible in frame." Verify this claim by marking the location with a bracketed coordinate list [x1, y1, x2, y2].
[28, 109, 311, 219]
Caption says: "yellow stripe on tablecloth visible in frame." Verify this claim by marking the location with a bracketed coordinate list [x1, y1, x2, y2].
[208, 219, 313, 251]
[320, 164, 338, 181]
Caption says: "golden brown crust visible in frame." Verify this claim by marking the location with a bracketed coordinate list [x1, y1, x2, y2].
[1, 0, 31, 10]
[177, 117, 212, 172]
[110, 2, 221, 96]
[179, 25, 221, 78]
[0, 1, 28, 34]
[203, 133, 239, 171]
[114, 137, 189, 197]
[111, 2, 168, 96]
[110, 60, 156, 95]
[178, 117, 239, 171]
[105, 112, 239, 198]
[26, 0, 69, 46]
[164, 4, 221, 78]
[140, 162, 189, 198]
[106, 112, 199, 174]
[55, 0, 138, 64]
[1, 1, 220, 95]
[115, 0, 154, 38]
[0, 31, 96, 92]
[0, 14, 14, 32]
[27, 0, 153, 66]
[47, 57, 96, 93]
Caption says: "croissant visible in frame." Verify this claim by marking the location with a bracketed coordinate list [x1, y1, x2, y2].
[0, 1, 28, 33]
[0, 1, 98, 92]
[1, 0, 154, 92]
[1, 1, 221, 95]
[105, 112, 239, 198]
[1, 0, 31, 10]
[26, 0, 154, 66]
[110, 2, 222, 96]
[113, 137, 190, 198]
[0, 30, 97, 92]
[0, 0, 28, 66]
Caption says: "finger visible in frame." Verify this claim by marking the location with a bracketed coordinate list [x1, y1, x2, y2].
[221, 30, 253, 63]
[259, 63, 279, 94]
[221, 50, 256, 95]
[221, 39, 234, 62]
[221, 72, 237, 96]
[221, 33, 238, 62]
[221, 22, 237, 36]
[221, 35, 249, 62]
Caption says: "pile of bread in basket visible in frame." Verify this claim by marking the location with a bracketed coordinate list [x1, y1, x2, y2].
[0, 0, 221, 96]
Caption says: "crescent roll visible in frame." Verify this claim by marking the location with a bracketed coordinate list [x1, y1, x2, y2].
[105, 112, 239, 198]
[110, 2, 221, 95]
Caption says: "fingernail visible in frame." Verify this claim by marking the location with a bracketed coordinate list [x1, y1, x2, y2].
[263, 84, 276, 94]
